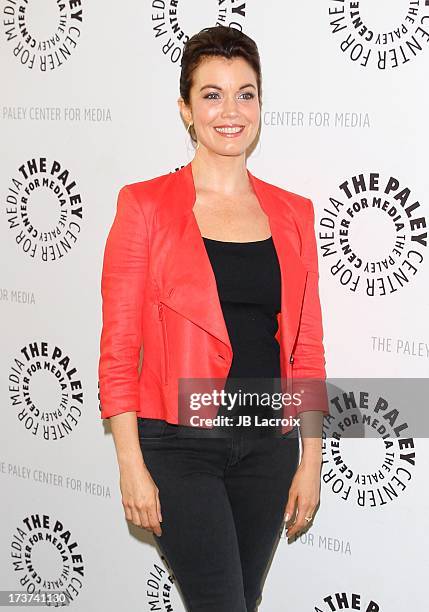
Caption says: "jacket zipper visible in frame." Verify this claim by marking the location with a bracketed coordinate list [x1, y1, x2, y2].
[158, 303, 169, 385]
[288, 352, 294, 398]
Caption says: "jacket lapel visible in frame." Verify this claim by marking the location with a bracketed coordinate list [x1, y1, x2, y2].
[154, 162, 308, 361]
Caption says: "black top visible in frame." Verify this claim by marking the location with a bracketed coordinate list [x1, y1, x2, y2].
[202, 235, 282, 421]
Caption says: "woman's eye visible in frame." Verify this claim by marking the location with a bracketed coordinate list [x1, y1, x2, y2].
[203, 91, 255, 100]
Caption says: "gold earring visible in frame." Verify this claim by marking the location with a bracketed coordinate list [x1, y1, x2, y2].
[187, 121, 200, 150]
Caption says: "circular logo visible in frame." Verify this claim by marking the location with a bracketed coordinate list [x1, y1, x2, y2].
[151, 3, 246, 64]
[2, 0, 83, 71]
[328, 1, 429, 69]
[314, 591, 382, 610]
[10, 513, 85, 600]
[318, 173, 427, 296]
[322, 386, 416, 507]
[9, 340, 84, 439]
[144, 557, 181, 610]
[5, 156, 83, 262]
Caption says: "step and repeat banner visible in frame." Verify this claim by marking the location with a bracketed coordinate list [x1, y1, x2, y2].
[1, 2, 428, 611]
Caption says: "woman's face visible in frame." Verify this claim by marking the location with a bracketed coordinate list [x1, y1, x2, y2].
[181, 55, 261, 157]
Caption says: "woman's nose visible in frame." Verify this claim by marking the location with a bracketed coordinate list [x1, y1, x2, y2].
[221, 95, 239, 115]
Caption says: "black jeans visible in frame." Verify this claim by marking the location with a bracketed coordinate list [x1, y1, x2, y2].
[137, 417, 300, 612]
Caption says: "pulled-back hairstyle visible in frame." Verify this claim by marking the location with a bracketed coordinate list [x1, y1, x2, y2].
[179, 25, 262, 145]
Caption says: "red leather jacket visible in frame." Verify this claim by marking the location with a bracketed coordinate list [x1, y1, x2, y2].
[98, 162, 328, 431]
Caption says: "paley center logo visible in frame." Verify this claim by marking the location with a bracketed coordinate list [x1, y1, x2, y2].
[328, 1, 429, 69]
[318, 172, 427, 297]
[5, 156, 83, 262]
[10, 513, 85, 602]
[9, 340, 84, 440]
[313, 590, 382, 610]
[2, 0, 83, 71]
[151, 2, 246, 63]
[322, 383, 416, 508]
[143, 558, 182, 611]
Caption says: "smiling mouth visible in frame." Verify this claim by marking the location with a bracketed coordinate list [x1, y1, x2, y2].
[214, 126, 245, 136]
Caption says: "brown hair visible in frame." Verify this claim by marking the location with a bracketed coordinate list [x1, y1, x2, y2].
[179, 25, 262, 145]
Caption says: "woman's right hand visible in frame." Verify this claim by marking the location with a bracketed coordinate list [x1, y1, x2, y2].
[119, 462, 163, 536]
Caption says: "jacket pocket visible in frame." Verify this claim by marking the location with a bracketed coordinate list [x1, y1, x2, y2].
[158, 302, 169, 385]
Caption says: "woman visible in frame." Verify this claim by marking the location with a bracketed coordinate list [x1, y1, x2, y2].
[98, 25, 328, 612]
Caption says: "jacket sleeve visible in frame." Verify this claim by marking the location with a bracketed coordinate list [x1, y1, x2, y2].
[98, 185, 149, 419]
[292, 198, 329, 414]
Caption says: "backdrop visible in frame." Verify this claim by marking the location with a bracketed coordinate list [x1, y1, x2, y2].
[1, 2, 428, 610]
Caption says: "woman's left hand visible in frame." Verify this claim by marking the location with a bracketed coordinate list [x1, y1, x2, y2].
[283, 457, 322, 539]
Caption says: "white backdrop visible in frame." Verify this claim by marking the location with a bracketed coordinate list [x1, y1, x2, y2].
[1, 1, 428, 610]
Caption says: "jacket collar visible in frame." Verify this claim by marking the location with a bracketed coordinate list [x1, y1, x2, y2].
[154, 161, 308, 360]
